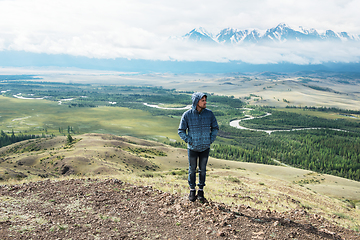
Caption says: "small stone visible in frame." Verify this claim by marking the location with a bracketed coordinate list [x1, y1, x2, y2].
[220, 221, 227, 227]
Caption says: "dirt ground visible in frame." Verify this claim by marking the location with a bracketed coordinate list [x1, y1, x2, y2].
[0, 178, 359, 240]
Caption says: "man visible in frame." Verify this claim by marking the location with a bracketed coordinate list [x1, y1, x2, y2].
[178, 92, 219, 202]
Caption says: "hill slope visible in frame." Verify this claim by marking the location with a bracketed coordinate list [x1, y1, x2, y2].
[0, 133, 359, 237]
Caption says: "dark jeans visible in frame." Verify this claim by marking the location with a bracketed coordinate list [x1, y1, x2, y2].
[188, 148, 210, 189]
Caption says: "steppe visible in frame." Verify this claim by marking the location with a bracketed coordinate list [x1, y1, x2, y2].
[1, 70, 360, 239]
[32, 71, 360, 111]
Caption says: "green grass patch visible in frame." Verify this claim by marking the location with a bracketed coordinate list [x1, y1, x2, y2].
[278, 107, 360, 122]
[125, 147, 167, 157]
[333, 212, 352, 220]
[225, 176, 241, 183]
[0, 96, 180, 141]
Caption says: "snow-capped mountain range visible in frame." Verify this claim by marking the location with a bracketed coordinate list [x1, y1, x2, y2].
[182, 23, 360, 44]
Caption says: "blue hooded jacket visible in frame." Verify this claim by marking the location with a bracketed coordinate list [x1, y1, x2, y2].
[178, 92, 219, 152]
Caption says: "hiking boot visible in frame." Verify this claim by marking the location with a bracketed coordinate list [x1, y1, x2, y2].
[189, 189, 197, 202]
[198, 190, 206, 202]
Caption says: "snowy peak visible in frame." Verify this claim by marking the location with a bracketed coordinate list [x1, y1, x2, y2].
[272, 23, 291, 33]
[183, 24, 360, 44]
[216, 28, 248, 44]
[183, 27, 216, 44]
[194, 27, 212, 37]
[298, 26, 319, 36]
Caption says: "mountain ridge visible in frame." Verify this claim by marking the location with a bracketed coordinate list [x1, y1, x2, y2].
[182, 23, 360, 44]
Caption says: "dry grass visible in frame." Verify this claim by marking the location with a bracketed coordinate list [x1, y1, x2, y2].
[2, 168, 360, 231]
[87, 168, 360, 231]
[1, 133, 360, 232]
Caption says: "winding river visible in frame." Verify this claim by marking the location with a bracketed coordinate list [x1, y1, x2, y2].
[142, 104, 349, 135]
[143, 103, 191, 110]
[229, 108, 348, 135]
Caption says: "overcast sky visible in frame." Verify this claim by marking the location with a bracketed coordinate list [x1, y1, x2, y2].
[0, 0, 359, 64]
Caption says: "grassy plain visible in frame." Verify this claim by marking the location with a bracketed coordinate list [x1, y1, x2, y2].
[34, 71, 360, 111]
[275, 107, 360, 120]
[0, 96, 181, 141]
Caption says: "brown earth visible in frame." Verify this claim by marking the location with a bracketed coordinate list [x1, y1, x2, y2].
[1, 178, 359, 240]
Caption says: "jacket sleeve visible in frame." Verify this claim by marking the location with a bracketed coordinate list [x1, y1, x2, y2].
[210, 113, 219, 144]
[178, 113, 192, 144]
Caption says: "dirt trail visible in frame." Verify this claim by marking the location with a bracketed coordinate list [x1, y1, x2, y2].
[0, 178, 358, 239]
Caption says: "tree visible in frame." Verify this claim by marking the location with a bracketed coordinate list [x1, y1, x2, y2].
[67, 134, 73, 144]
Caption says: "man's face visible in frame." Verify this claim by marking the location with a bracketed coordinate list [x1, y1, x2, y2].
[197, 96, 207, 110]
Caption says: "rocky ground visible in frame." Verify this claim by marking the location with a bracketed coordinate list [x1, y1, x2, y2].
[0, 178, 359, 239]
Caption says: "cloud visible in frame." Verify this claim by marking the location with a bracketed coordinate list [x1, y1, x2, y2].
[159, 40, 360, 64]
[0, 0, 359, 64]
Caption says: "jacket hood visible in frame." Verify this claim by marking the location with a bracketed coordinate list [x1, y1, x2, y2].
[191, 92, 207, 110]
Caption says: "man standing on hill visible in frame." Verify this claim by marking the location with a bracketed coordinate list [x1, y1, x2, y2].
[178, 92, 219, 202]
